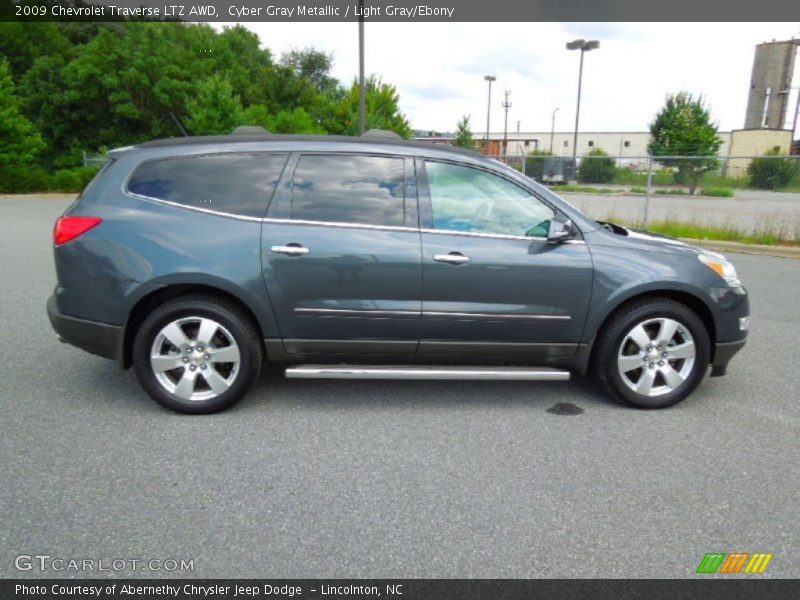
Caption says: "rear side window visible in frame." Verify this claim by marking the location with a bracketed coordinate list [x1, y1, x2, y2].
[127, 153, 288, 218]
[290, 154, 405, 226]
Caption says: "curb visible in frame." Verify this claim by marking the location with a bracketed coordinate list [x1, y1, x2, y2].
[678, 238, 800, 259]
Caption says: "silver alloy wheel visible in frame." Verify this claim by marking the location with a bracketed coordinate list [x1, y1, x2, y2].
[617, 317, 696, 397]
[150, 316, 240, 402]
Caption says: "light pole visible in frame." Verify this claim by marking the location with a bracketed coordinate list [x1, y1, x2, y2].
[357, 0, 365, 134]
[549, 107, 559, 153]
[484, 75, 496, 154]
[566, 39, 599, 160]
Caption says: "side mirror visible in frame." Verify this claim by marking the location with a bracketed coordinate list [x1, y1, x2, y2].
[547, 218, 574, 243]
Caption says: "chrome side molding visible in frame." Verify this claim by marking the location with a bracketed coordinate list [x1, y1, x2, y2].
[285, 365, 571, 381]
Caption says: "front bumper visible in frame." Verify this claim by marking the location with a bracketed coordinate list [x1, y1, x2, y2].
[47, 294, 122, 362]
[710, 338, 747, 377]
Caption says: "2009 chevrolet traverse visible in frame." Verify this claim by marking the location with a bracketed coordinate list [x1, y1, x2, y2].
[47, 128, 749, 413]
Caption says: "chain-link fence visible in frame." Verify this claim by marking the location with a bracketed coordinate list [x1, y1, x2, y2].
[485, 153, 800, 240]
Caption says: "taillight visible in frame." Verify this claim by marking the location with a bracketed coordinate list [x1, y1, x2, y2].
[53, 216, 102, 245]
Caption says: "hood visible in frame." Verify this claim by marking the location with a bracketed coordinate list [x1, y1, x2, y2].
[592, 221, 708, 256]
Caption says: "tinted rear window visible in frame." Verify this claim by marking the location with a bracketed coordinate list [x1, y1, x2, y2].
[290, 155, 405, 226]
[128, 153, 287, 218]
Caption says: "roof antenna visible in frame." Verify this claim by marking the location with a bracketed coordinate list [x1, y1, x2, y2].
[170, 112, 189, 136]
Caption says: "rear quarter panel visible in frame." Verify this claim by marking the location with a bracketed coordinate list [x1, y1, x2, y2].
[55, 153, 280, 338]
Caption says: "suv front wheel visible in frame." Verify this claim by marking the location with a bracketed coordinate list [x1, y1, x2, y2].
[132, 296, 263, 414]
[593, 298, 711, 408]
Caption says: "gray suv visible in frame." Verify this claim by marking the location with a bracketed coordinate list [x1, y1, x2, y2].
[47, 129, 749, 413]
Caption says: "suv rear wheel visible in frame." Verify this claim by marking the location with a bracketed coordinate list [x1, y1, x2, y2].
[132, 296, 263, 414]
[593, 298, 710, 408]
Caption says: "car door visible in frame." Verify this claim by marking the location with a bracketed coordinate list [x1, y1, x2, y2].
[261, 152, 422, 356]
[417, 159, 593, 360]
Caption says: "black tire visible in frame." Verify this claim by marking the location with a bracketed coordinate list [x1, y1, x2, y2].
[593, 298, 710, 409]
[132, 296, 263, 414]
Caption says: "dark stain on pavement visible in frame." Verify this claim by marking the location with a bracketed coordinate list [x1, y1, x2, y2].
[546, 402, 584, 415]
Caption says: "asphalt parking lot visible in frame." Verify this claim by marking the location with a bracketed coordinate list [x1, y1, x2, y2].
[1, 197, 798, 579]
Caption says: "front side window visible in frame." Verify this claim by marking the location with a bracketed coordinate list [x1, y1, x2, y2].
[128, 153, 288, 218]
[290, 154, 405, 226]
[425, 161, 555, 238]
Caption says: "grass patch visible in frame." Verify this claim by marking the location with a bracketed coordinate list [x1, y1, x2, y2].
[557, 184, 620, 194]
[644, 221, 780, 245]
[654, 188, 688, 196]
[622, 185, 732, 197]
[624, 186, 688, 196]
[610, 217, 798, 246]
[699, 187, 734, 197]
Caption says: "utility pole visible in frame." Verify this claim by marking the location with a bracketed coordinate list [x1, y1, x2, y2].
[483, 75, 496, 154]
[501, 90, 512, 157]
[550, 107, 559, 153]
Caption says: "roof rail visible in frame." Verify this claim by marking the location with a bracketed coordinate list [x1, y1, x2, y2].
[361, 129, 402, 139]
[231, 125, 270, 135]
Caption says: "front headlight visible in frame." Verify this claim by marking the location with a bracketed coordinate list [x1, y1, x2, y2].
[698, 253, 742, 287]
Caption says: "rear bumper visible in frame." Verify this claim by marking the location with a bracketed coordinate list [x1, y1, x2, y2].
[710, 338, 747, 377]
[47, 294, 122, 362]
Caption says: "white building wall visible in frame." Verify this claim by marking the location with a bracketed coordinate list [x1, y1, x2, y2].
[479, 131, 733, 159]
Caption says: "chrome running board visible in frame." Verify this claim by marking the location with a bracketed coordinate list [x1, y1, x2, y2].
[285, 365, 571, 381]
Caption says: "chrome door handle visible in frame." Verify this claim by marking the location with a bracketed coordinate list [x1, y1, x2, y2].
[271, 245, 310, 256]
[434, 253, 471, 265]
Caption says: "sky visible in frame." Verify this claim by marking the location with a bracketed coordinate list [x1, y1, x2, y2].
[214, 22, 800, 134]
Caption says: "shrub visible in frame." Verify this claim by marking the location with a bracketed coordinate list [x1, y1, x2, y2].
[747, 149, 800, 190]
[49, 169, 82, 192]
[0, 165, 99, 193]
[700, 187, 734, 198]
[523, 149, 553, 180]
[577, 148, 616, 183]
[0, 166, 49, 193]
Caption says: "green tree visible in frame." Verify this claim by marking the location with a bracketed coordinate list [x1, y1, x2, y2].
[186, 75, 244, 135]
[453, 115, 476, 149]
[325, 77, 412, 138]
[577, 148, 616, 183]
[1, 21, 416, 176]
[648, 91, 722, 194]
[280, 47, 337, 92]
[239, 104, 325, 134]
[17, 53, 73, 165]
[0, 59, 44, 171]
[37, 24, 200, 160]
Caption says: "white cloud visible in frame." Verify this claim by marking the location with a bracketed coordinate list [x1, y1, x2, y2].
[216, 22, 800, 133]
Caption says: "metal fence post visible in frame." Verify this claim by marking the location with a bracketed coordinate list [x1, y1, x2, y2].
[643, 154, 653, 227]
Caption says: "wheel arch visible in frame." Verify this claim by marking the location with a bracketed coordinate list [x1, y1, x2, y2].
[582, 288, 717, 374]
[120, 282, 268, 369]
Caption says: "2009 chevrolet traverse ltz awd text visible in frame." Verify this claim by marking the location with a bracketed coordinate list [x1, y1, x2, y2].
[47, 128, 749, 413]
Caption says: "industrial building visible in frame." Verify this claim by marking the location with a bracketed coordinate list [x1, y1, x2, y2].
[416, 39, 800, 168]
